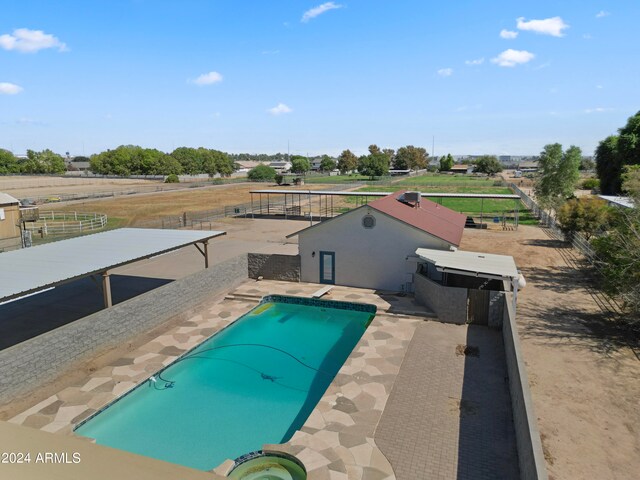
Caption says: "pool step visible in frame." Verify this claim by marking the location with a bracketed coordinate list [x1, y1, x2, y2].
[380, 307, 438, 319]
[224, 293, 262, 303]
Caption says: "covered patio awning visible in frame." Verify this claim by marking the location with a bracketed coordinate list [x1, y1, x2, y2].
[415, 247, 519, 280]
[0, 228, 226, 308]
[415, 247, 524, 313]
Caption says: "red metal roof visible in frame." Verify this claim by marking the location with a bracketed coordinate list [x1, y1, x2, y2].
[367, 191, 466, 246]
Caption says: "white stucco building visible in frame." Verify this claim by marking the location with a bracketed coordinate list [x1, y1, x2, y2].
[288, 191, 467, 292]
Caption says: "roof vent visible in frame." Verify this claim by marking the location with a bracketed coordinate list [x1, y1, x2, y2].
[403, 191, 421, 206]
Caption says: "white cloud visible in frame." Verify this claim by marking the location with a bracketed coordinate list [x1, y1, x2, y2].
[437, 68, 453, 77]
[0, 28, 67, 53]
[192, 71, 223, 86]
[302, 2, 343, 22]
[500, 29, 518, 39]
[583, 33, 593, 39]
[465, 57, 484, 66]
[268, 103, 292, 115]
[516, 16, 569, 37]
[596, 85, 603, 89]
[596, 11, 610, 18]
[0, 82, 23, 95]
[585, 107, 612, 114]
[491, 49, 535, 67]
[16, 117, 47, 126]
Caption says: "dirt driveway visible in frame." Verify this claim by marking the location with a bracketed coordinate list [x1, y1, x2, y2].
[461, 226, 640, 480]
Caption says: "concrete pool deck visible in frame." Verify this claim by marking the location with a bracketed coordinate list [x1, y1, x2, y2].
[7, 280, 518, 479]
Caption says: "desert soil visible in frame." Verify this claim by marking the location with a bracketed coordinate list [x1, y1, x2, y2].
[46, 184, 332, 226]
[461, 226, 640, 480]
[0, 175, 166, 199]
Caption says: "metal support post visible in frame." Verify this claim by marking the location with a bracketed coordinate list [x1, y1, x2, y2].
[102, 271, 112, 308]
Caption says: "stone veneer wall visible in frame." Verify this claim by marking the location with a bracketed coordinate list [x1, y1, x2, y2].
[488, 291, 506, 328]
[0, 254, 248, 405]
[414, 273, 467, 324]
[502, 296, 548, 480]
[248, 253, 300, 282]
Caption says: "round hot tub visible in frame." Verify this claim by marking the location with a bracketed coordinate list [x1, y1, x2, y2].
[228, 451, 306, 480]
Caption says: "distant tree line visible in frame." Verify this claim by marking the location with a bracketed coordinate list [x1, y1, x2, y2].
[89, 145, 234, 176]
[0, 149, 67, 174]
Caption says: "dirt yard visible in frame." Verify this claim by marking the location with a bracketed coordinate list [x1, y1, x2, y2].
[47, 184, 332, 226]
[0, 175, 166, 199]
[461, 226, 640, 480]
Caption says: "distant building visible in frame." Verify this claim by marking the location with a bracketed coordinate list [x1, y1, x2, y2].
[65, 161, 91, 172]
[0, 193, 22, 252]
[517, 161, 539, 172]
[235, 161, 264, 173]
[450, 164, 472, 174]
[269, 161, 292, 173]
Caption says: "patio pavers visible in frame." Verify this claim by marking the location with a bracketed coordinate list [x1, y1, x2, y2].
[9, 280, 518, 479]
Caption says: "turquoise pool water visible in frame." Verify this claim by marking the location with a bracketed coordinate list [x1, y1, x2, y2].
[75, 296, 375, 471]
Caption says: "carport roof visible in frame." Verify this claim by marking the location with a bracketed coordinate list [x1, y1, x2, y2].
[0, 193, 20, 205]
[0, 228, 225, 303]
[415, 247, 518, 280]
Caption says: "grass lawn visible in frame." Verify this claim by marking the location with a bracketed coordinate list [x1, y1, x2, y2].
[343, 185, 530, 224]
[392, 174, 501, 187]
[304, 174, 385, 184]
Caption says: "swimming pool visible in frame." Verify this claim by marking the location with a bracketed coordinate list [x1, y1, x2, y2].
[75, 295, 375, 471]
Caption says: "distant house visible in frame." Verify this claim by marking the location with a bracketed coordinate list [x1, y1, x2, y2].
[287, 191, 466, 292]
[65, 161, 91, 172]
[450, 164, 472, 174]
[518, 161, 538, 173]
[310, 158, 322, 171]
[235, 161, 263, 173]
[0, 193, 22, 252]
[269, 161, 292, 173]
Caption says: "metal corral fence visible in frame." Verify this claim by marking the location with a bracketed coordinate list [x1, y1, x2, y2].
[135, 184, 358, 229]
[24, 211, 108, 236]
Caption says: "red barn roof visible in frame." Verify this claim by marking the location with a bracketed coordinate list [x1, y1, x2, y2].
[366, 191, 466, 246]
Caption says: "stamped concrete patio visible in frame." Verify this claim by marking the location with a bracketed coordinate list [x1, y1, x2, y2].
[9, 279, 519, 479]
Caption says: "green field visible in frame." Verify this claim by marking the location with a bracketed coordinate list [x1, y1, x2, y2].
[303, 174, 382, 184]
[342, 182, 537, 225]
[304, 173, 504, 187]
[391, 174, 501, 187]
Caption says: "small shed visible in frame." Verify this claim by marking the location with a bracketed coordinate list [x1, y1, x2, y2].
[0, 193, 22, 252]
[288, 191, 466, 292]
[414, 247, 523, 325]
[450, 164, 472, 174]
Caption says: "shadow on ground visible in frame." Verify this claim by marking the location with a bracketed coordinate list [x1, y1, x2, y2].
[519, 303, 639, 357]
[519, 266, 593, 293]
[457, 325, 520, 480]
[0, 275, 172, 350]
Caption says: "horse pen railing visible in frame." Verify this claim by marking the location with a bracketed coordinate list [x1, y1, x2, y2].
[23, 211, 108, 236]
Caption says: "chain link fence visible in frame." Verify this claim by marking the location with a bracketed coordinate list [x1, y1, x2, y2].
[510, 183, 625, 316]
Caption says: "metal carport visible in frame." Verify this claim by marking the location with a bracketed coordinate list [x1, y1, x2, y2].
[0, 228, 225, 309]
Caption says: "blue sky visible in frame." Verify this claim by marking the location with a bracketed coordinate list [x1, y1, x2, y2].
[1, 1, 638, 157]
